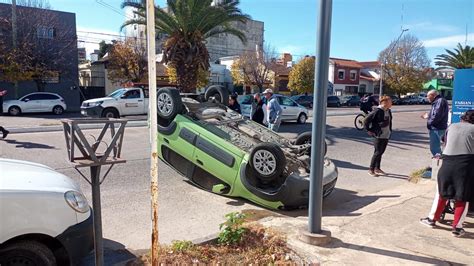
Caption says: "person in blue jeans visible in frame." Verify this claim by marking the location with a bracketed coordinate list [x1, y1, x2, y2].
[263, 88, 282, 132]
[422, 90, 449, 156]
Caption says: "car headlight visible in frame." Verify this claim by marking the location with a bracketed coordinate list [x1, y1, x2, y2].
[64, 191, 89, 213]
[87, 101, 103, 107]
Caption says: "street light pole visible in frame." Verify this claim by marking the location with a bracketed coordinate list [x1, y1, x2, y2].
[308, 0, 332, 234]
[145, 0, 159, 264]
[379, 29, 408, 96]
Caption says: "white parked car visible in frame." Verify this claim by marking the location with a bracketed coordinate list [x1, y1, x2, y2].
[239, 94, 309, 124]
[0, 158, 93, 265]
[81, 87, 149, 118]
[2, 92, 67, 116]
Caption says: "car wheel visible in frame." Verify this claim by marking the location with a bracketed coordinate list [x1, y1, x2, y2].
[337, 102, 341, 107]
[8, 106, 21, 116]
[0, 241, 56, 266]
[297, 113, 307, 124]
[157, 87, 183, 121]
[52, 105, 64, 115]
[294, 132, 327, 156]
[205, 85, 229, 106]
[102, 108, 119, 118]
[250, 143, 286, 183]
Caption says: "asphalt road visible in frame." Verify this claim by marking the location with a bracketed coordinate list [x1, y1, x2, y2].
[0, 107, 433, 252]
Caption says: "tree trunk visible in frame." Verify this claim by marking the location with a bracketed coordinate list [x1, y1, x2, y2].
[176, 63, 199, 93]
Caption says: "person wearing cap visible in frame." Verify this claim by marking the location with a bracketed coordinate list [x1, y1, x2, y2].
[420, 110, 474, 237]
[262, 88, 282, 132]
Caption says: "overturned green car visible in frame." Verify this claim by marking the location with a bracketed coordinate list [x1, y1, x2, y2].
[156, 87, 338, 210]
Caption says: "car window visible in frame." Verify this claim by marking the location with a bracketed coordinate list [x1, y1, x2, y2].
[123, 89, 141, 99]
[143, 89, 149, 98]
[239, 95, 253, 104]
[22, 94, 42, 101]
[280, 97, 297, 106]
[305, 96, 313, 101]
[41, 94, 60, 100]
[108, 89, 127, 98]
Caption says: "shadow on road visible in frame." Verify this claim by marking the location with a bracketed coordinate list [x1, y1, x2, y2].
[327, 237, 464, 265]
[3, 139, 56, 149]
[332, 159, 368, 171]
[80, 239, 137, 266]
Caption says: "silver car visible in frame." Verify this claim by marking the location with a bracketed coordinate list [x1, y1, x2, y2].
[239, 94, 309, 124]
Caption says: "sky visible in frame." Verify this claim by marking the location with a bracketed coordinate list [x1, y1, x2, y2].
[45, 0, 473, 65]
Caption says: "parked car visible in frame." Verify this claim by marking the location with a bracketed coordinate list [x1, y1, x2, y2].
[155, 87, 338, 210]
[81, 87, 149, 118]
[341, 95, 361, 106]
[291, 95, 313, 108]
[390, 95, 401, 105]
[400, 95, 419, 105]
[327, 96, 341, 107]
[2, 92, 67, 116]
[416, 94, 429, 104]
[239, 94, 309, 124]
[0, 158, 93, 265]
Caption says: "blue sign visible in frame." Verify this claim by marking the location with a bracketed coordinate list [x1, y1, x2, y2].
[451, 69, 474, 123]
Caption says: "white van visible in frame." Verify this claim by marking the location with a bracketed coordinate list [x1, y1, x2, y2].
[0, 159, 93, 265]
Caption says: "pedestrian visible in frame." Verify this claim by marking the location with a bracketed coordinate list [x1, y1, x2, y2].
[364, 95, 393, 177]
[0, 89, 6, 115]
[0, 89, 9, 139]
[262, 88, 282, 132]
[228, 94, 241, 114]
[360, 94, 378, 115]
[251, 93, 265, 125]
[420, 110, 474, 237]
[421, 90, 449, 156]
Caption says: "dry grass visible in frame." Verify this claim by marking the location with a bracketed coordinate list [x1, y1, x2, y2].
[408, 168, 428, 183]
[128, 224, 298, 265]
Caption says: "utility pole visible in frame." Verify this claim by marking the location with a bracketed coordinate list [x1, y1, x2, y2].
[11, 0, 19, 98]
[146, 0, 159, 264]
[379, 28, 408, 96]
[308, 0, 332, 234]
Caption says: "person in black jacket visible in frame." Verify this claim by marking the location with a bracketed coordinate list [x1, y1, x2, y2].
[421, 90, 449, 156]
[251, 93, 264, 125]
[364, 96, 393, 177]
[228, 94, 241, 114]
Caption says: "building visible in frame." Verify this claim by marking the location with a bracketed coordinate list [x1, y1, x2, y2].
[329, 58, 362, 96]
[78, 47, 87, 63]
[0, 3, 80, 110]
[359, 61, 381, 95]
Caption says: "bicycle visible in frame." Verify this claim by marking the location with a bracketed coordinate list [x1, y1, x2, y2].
[354, 112, 366, 130]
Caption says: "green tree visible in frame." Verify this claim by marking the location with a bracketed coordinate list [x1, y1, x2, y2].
[435, 43, 474, 69]
[98, 40, 114, 59]
[121, 0, 250, 92]
[378, 34, 431, 96]
[288, 56, 315, 94]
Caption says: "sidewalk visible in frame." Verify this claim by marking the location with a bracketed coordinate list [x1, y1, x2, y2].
[260, 179, 473, 265]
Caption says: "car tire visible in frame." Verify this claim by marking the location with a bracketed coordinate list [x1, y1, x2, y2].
[8, 106, 21, 116]
[337, 102, 341, 107]
[0, 241, 56, 266]
[205, 85, 229, 106]
[297, 113, 307, 124]
[52, 105, 64, 115]
[102, 108, 119, 118]
[157, 87, 183, 121]
[294, 132, 327, 156]
[250, 142, 286, 183]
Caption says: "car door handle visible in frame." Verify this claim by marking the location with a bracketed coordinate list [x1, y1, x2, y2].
[196, 159, 203, 165]
[138, 100, 143, 102]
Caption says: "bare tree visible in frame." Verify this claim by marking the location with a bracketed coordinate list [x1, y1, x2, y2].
[231, 44, 277, 92]
[16, 0, 51, 9]
[378, 34, 431, 96]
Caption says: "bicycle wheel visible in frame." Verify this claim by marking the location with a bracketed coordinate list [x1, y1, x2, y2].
[354, 114, 366, 130]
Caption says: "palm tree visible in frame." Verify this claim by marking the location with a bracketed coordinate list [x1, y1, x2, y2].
[121, 0, 250, 92]
[435, 43, 474, 69]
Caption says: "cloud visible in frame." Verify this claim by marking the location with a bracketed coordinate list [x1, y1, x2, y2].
[405, 21, 459, 33]
[422, 33, 474, 48]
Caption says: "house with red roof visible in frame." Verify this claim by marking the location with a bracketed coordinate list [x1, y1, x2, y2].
[359, 61, 381, 95]
[329, 58, 362, 96]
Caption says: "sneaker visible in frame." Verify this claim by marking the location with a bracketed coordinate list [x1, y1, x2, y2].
[452, 228, 465, 237]
[368, 170, 379, 177]
[419, 217, 435, 228]
[374, 169, 387, 176]
[3, 130, 9, 139]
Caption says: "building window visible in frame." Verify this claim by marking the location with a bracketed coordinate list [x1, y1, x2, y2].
[37, 26, 55, 39]
[338, 69, 345, 80]
[350, 70, 357, 80]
